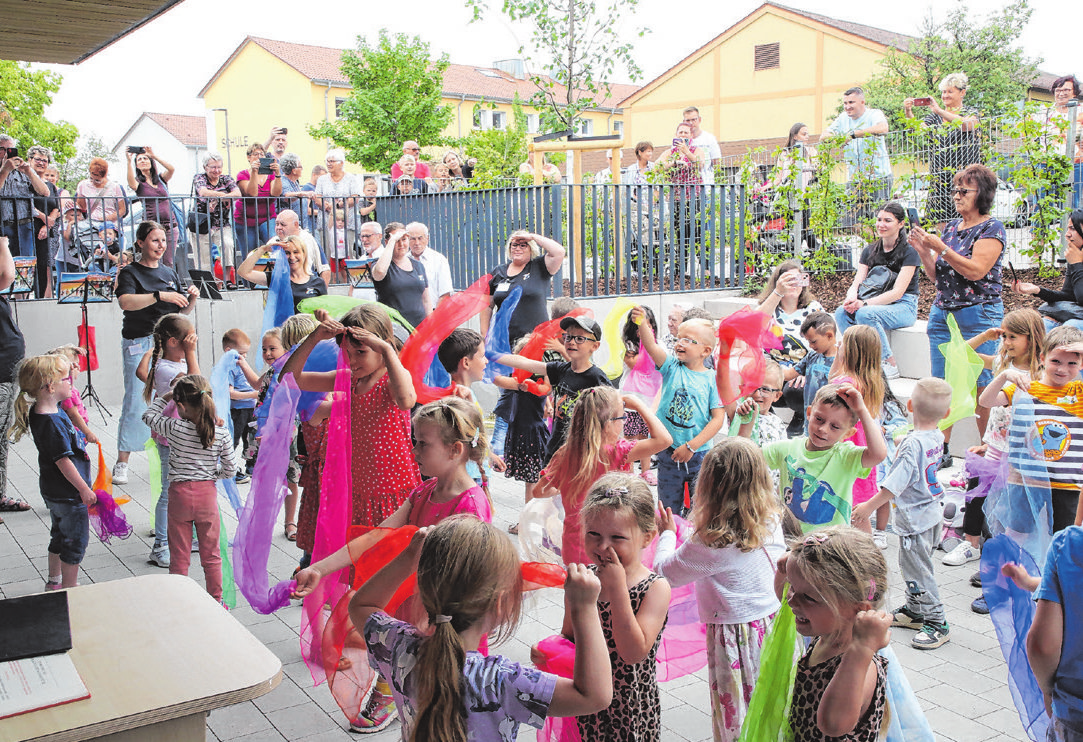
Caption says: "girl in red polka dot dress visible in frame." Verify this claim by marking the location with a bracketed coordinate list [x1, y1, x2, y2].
[283, 305, 421, 529]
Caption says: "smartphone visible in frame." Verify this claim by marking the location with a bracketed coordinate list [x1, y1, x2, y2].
[1008, 261, 1018, 286]
[277, 127, 288, 135]
[4, 147, 19, 159]
[797, 273, 810, 287]
[127, 145, 145, 155]
[906, 207, 920, 227]
[913, 97, 934, 106]
[257, 156, 275, 175]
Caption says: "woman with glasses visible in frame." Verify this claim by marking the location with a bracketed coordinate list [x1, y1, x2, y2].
[190, 153, 241, 284]
[370, 226, 431, 328]
[233, 143, 281, 268]
[27, 146, 59, 297]
[126, 146, 183, 279]
[909, 163, 1006, 470]
[313, 149, 360, 262]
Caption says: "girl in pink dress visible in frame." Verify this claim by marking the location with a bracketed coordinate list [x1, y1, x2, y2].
[830, 326, 887, 542]
[283, 304, 421, 531]
[539, 386, 671, 565]
[292, 396, 494, 732]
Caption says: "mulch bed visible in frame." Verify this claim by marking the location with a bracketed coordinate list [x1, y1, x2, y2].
[807, 266, 1063, 320]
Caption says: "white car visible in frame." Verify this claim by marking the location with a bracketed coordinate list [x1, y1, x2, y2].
[892, 174, 1028, 227]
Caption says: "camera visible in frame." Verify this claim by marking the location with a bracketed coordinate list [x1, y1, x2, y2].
[4, 147, 19, 160]
[257, 156, 275, 175]
[127, 146, 146, 155]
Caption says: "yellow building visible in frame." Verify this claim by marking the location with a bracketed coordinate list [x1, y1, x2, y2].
[197, 36, 638, 178]
[619, 2, 1058, 151]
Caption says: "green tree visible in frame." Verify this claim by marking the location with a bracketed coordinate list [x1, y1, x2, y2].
[56, 134, 116, 192]
[466, 0, 646, 132]
[308, 30, 452, 172]
[461, 99, 531, 188]
[0, 61, 78, 161]
[863, 0, 1039, 120]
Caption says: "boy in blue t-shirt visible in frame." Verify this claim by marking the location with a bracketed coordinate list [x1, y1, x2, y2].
[783, 312, 837, 435]
[632, 306, 724, 515]
[223, 329, 258, 483]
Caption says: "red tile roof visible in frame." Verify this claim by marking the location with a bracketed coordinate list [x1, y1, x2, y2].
[143, 113, 207, 147]
[200, 36, 637, 110]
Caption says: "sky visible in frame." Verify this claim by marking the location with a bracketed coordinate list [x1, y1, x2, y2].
[34, 0, 1074, 148]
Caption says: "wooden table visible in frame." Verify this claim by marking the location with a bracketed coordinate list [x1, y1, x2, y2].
[2, 574, 282, 741]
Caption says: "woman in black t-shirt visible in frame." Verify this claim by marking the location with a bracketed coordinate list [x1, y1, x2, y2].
[113, 221, 199, 482]
[0, 236, 29, 514]
[370, 228, 431, 328]
[835, 202, 920, 379]
[237, 234, 328, 313]
[480, 230, 566, 346]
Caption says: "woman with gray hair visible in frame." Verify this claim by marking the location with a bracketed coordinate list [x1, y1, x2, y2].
[904, 72, 982, 229]
[190, 153, 241, 285]
[27, 145, 59, 297]
[278, 152, 304, 215]
[313, 148, 360, 261]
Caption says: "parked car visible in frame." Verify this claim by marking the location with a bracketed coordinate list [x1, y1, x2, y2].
[892, 174, 1029, 227]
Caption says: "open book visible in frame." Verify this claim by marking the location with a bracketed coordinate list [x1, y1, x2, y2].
[0, 652, 90, 719]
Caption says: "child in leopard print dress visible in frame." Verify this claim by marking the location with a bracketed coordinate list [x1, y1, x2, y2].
[775, 526, 891, 742]
[562, 473, 671, 742]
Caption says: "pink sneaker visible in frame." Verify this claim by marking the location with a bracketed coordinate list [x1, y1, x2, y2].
[350, 691, 396, 733]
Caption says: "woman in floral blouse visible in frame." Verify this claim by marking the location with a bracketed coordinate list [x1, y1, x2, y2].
[909, 163, 1006, 469]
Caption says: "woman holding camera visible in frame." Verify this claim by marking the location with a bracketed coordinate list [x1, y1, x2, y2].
[233, 143, 281, 267]
[126, 146, 184, 279]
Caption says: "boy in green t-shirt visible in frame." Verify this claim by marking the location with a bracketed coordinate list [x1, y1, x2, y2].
[762, 383, 887, 532]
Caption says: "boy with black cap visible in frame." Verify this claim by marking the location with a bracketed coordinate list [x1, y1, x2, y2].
[497, 314, 612, 463]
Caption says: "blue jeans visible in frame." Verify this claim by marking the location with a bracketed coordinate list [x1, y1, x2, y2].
[834, 293, 918, 362]
[154, 442, 170, 547]
[1073, 162, 1083, 211]
[45, 500, 90, 565]
[657, 447, 706, 515]
[490, 415, 509, 458]
[117, 335, 153, 452]
[233, 220, 273, 263]
[928, 302, 1003, 387]
[1, 219, 35, 258]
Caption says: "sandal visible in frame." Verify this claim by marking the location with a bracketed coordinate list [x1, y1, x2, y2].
[285, 522, 298, 541]
[0, 496, 31, 512]
[507, 523, 519, 535]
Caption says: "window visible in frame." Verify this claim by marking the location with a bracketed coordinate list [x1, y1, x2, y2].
[754, 43, 780, 71]
[613, 121, 624, 137]
[335, 97, 347, 117]
[492, 111, 507, 130]
[473, 108, 487, 129]
[576, 118, 594, 136]
[526, 113, 540, 134]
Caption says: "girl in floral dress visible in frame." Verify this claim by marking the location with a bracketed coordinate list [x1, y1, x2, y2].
[654, 438, 789, 742]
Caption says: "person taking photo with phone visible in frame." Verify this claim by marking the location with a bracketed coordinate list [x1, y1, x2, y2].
[233, 143, 281, 270]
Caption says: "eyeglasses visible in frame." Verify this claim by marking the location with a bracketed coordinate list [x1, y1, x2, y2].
[609, 414, 627, 422]
[509, 241, 531, 248]
[406, 147, 420, 152]
[951, 187, 976, 196]
[674, 336, 701, 345]
[561, 333, 595, 345]
[756, 385, 782, 394]
[30, 157, 48, 165]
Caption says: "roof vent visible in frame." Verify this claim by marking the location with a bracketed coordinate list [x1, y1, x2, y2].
[492, 59, 527, 80]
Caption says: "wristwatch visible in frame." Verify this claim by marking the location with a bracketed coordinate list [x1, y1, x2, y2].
[152, 290, 161, 302]
[849, 131, 857, 140]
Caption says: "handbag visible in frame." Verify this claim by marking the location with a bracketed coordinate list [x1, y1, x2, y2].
[1038, 301, 1083, 323]
[857, 264, 898, 301]
[186, 182, 211, 234]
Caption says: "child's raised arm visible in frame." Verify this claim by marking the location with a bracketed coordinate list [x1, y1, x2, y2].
[979, 368, 1026, 409]
[632, 307, 667, 368]
[966, 327, 1003, 370]
[280, 310, 339, 391]
[623, 395, 672, 462]
[355, 327, 416, 410]
[838, 384, 886, 469]
[494, 353, 548, 378]
[547, 564, 614, 718]
[182, 331, 200, 377]
[817, 610, 891, 737]
[135, 350, 152, 384]
[237, 355, 261, 387]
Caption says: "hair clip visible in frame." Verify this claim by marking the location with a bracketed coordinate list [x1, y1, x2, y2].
[867, 579, 877, 602]
[803, 533, 829, 546]
[604, 486, 628, 498]
[471, 428, 480, 447]
[433, 614, 453, 624]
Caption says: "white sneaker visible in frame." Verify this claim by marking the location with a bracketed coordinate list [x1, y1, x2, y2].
[882, 361, 900, 380]
[148, 545, 170, 568]
[942, 541, 980, 566]
[873, 530, 888, 549]
[112, 462, 129, 485]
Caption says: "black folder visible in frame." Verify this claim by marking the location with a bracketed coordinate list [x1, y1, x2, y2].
[0, 591, 72, 662]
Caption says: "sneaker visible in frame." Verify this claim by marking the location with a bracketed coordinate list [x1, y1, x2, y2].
[873, 530, 888, 550]
[112, 462, 129, 485]
[45, 579, 63, 591]
[883, 361, 900, 380]
[235, 472, 251, 484]
[942, 541, 981, 566]
[891, 605, 925, 630]
[148, 545, 170, 569]
[970, 571, 982, 588]
[937, 450, 953, 472]
[971, 595, 990, 614]
[912, 622, 950, 649]
[350, 691, 396, 733]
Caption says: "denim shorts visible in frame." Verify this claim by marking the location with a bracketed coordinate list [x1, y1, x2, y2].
[657, 447, 706, 514]
[45, 499, 90, 565]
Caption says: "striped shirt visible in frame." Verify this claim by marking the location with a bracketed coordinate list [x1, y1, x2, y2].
[142, 396, 237, 483]
[1005, 380, 1083, 490]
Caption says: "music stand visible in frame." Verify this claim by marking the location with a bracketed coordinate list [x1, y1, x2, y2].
[345, 257, 375, 288]
[189, 269, 224, 301]
[253, 256, 276, 291]
[57, 272, 114, 420]
[5, 256, 35, 323]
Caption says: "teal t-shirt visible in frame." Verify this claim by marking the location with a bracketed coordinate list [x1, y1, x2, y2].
[656, 356, 722, 448]
[763, 438, 869, 532]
